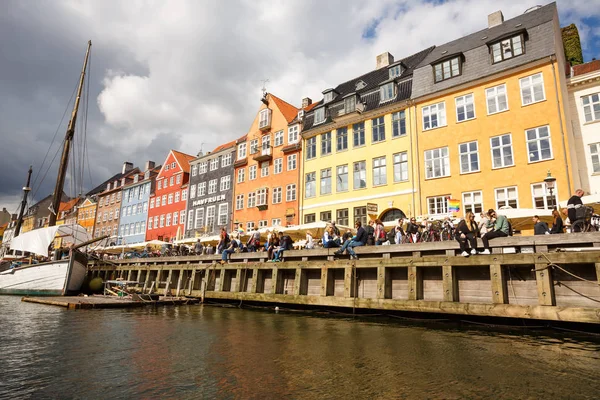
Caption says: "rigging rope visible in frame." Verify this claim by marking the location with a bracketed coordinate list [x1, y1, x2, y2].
[533, 253, 600, 286]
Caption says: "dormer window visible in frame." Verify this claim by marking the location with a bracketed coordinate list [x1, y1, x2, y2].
[344, 96, 356, 114]
[314, 108, 325, 125]
[133, 175, 139, 183]
[380, 82, 395, 102]
[491, 34, 524, 63]
[297, 110, 304, 121]
[434, 56, 461, 83]
[324, 92, 333, 103]
[259, 109, 272, 130]
[355, 80, 367, 91]
[389, 64, 403, 79]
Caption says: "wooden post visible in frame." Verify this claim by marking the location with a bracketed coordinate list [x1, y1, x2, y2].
[596, 263, 600, 287]
[127, 269, 133, 281]
[293, 268, 302, 295]
[217, 269, 226, 292]
[344, 266, 353, 298]
[376, 266, 386, 300]
[320, 267, 328, 297]
[249, 269, 258, 293]
[165, 269, 173, 296]
[155, 268, 162, 295]
[233, 269, 242, 293]
[408, 265, 422, 300]
[143, 270, 151, 293]
[189, 268, 197, 295]
[176, 269, 184, 297]
[442, 265, 458, 302]
[534, 250, 555, 306]
[490, 263, 507, 304]
[272, 267, 280, 295]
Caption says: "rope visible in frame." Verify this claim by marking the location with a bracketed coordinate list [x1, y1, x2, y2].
[556, 282, 600, 303]
[533, 253, 600, 285]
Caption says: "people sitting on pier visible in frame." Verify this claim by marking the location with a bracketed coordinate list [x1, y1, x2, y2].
[220, 235, 239, 263]
[406, 218, 420, 243]
[478, 212, 490, 237]
[567, 189, 585, 232]
[456, 211, 479, 257]
[322, 226, 340, 248]
[305, 231, 315, 249]
[342, 229, 353, 243]
[374, 219, 386, 246]
[550, 208, 564, 234]
[217, 227, 229, 254]
[264, 230, 273, 252]
[366, 220, 375, 246]
[267, 231, 280, 261]
[533, 215, 550, 235]
[246, 230, 260, 252]
[479, 209, 509, 255]
[334, 220, 367, 260]
[194, 239, 204, 255]
[329, 221, 341, 237]
[205, 244, 215, 255]
[273, 232, 293, 261]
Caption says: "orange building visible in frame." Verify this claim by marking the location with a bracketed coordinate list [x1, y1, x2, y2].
[232, 93, 304, 231]
[77, 197, 97, 236]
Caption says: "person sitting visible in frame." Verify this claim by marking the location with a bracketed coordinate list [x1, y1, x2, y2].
[205, 244, 215, 255]
[329, 221, 341, 237]
[267, 232, 280, 261]
[374, 219, 386, 245]
[334, 220, 367, 260]
[480, 209, 509, 255]
[567, 189, 584, 232]
[478, 212, 490, 237]
[246, 231, 260, 252]
[194, 240, 204, 255]
[322, 226, 339, 248]
[366, 220, 375, 246]
[406, 218, 420, 243]
[456, 211, 479, 257]
[533, 215, 550, 235]
[273, 232, 293, 261]
[220, 237, 238, 263]
[342, 229, 353, 243]
[550, 209, 564, 234]
[305, 231, 315, 249]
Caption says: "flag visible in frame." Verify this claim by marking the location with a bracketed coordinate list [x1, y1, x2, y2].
[448, 199, 460, 213]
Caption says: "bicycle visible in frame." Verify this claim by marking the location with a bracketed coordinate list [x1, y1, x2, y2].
[440, 222, 454, 241]
[571, 206, 596, 233]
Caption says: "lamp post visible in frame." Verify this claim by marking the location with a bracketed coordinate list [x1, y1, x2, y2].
[544, 170, 557, 209]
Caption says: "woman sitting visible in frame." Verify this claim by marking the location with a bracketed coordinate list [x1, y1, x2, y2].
[550, 208, 564, 234]
[456, 211, 479, 257]
[322, 226, 339, 248]
[305, 231, 315, 249]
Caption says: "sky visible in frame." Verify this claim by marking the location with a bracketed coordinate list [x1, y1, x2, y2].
[1, 0, 599, 214]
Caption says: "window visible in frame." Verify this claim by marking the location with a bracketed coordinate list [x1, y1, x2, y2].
[389, 64, 402, 79]
[180, 209, 186, 226]
[424, 147, 450, 179]
[320, 211, 332, 222]
[392, 111, 406, 137]
[336, 209, 349, 226]
[150, 198, 155, 208]
[168, 194, 173, 204]
[520, 73, 545, 105]
[250, 139, 259, 154]
[286, 184, 296, 201]
[314, 108, 325, 125]
[141, 221, 146, 233]
[380, 82, 395, 102]
[238, 143, 247, 159]
[190, 184, 196, 199]
[336, 127, 348, 151]
[247, 192, 256, 208]
[246, 222, 255, 231]
[393, 152, 408, 182]
[274, 130, 284, 146]
[159, 215, 164, 227]
[206, 206, 216, 231]
[288, 125, 299, 144]
[259, 220, 268, 228]
[166, 213, 171, 227]
[324, 91, 333, 102]
[287, 154, 297, 171]
[259, 108, 271, 129]
[235, 194, 244, 210]
[422, 102, 446, 130]
[320, 168, 332, 195]
[304, 214, 316, 224]
[221, 153, 232, 167]
[256, 188, 268, 206]
[261, 134, 271, 151]
[272, 218, 282, 227]
[274, 158, 283, 174]
[260, 161, 269, 177]
[373, 157, 387, 186]
[456, 94, 475, 122]
[220, 175, 231, 191]
[307, 137, 317, 159]
[353, 122, 365, 147]
[198, 182, 206, 197]
[182, 189, 187, 201]
[148, 219, 153, 230]
[353, 161, 367, 189]
[486, 84, 508, 115]
[161, 195, 167, 206]
[462, 191, 483, 214]
[169, 177, 174, 186]
[210, 158, 219, 171]
[305, 172, 316, 198]
[208, 179, 217, 194]
[272, 187, 282, 204]
[526, 126, 552, 162]
[199, 162, 208, 174]
[154, 216, 159, 228]
[108, 211, 113, 221]
[171, 162, 176, 170]
[174, 192, 179, 203]
[427, 196, 449, 215]
[321, 132, 332, 155]
[176, 174, 181, 184]
[188, 210, 195, 230]
[490, 134, 514, 169]
[459, 141, 479, 174]
[590, 143, 600, 173]
[582, 93, 600, 123]
[495, 187, 519, 209]
[218, 204, 228, 226]
[344, 96, 356, 114]
[354, 206, 367, 226]
[238, 168, 246, 183]
[248, 165, 257, 180]
[491, 34, 524, 63]
[371, 117, 385, 143]
[531, 183, 557, 210]
[158, 180, 162, 190]
[173, 211, 178, 225]
[434, 57, 461, 82]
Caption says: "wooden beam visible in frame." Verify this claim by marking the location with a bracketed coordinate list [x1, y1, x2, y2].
[217, 269, 225, 292]
[272, 267, 280, 295]
[442, 265, 458, 302]
[535, 261, 556, 306]
[320, 267, 328, 297]
[233, 269, 242, 293]
[408, 266, 423, 300]
[377, 266, 386, 300]
[293, 268, 302, 296]
[490, 264, 507, 304]
[249, 269, 258, 293]
[344, 266, 353, 298]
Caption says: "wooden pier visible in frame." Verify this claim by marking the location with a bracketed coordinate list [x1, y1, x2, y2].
[22, 295, 199, 309]
[88, 233, 600, 324]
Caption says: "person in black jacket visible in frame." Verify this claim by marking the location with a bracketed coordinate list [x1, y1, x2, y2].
[550, 208, 564, 234]
[456, 211, 479, 257]
[334, 220, 367, 260]
[366, 220, 375, 246]
[273, 232, 293, 261]
[567, 189, 584, 231]
[533, 215, 550, 235]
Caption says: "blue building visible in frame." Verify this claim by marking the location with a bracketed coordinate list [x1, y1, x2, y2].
[118, 161, 160, 244]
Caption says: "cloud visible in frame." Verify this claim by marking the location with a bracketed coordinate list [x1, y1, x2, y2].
[0, 0, 599, 214]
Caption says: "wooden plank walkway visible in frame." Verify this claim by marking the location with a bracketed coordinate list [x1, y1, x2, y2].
[22, 295, 199, 309]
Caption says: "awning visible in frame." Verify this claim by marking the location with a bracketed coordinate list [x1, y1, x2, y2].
[10, 224, 91, 257]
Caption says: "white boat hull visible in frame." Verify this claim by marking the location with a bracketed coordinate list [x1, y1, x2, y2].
[0, 254, 87, 296]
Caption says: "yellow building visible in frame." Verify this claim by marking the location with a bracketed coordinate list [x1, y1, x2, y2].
[410, 4, 579, 218]
[300, 48, 434, 225]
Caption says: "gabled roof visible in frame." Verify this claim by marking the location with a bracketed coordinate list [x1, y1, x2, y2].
[86, 172, 124, 196]
[59, 198, 80, 213]
[212, 139, 237, 153]
[572, 60, 600, 76]
[270, 94, 300, 124]
[171, 150, 195, 172]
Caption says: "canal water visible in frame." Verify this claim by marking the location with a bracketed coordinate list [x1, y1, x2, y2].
[1, 296, 599, 399]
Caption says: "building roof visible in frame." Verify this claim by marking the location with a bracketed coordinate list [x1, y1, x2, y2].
[171, 150, 196, 172]
[270, 94, 300, 124]
[86, 172, 125, 196]
[572, 60, 600, 76]
[58, 198, 80, 213]
[212, 139, 237, 153]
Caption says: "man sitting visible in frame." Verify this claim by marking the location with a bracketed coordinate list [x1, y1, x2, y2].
[567, 189, 584, 232]
[533, 215, 550, 235]
[194, 239, 204, 255]
[334, 220, 367, 260]
[273, 232, 293, 261]
[479, 209, 509, 255]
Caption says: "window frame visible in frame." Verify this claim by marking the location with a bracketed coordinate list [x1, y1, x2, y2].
[320, 168, 332, 195]
[462, 191, 483, 214]
[424, 147, 450, 179]
[393, 152, 408, 182]
[336, 127, 348, 152]
[433, 56, 461, 83]
[238, 143, 247, 159]
[589, 143, 600, 173]
[272, 187, 282, 204]
[274, 130, 284, 147]
[287, 154, 297, 171]
[336, 165, 348, 192]
[582, 93, 600, 123]
[353, 160, 367, 190]
[286, 184, 297, 202]
[531, 182, 558, 210]
[314, 107, 325, 125]
[371, 116, 385, 143]
[455, 93, 476, 122]
[495, 186, 519, 209]
[427, 195, 450, 216]
[274, 158, 283, 174]
[353, 122, 365, 147]
[380, 82, 395, 102]
[520, 73, 546, 106]
[490, 134, 514, 169]
[321, 132, 332, 156]
[422, 102, 447, 131]
[305, 172, 316, 198]
[490, 34, 524, 64]
[459, 140, 480, 174]
[306, 137, 317, 160]
[372, 156, 387, 186]
[525, 125, 553, 163]
[486, 84, 509, 115]
[392, 111, 406, 138]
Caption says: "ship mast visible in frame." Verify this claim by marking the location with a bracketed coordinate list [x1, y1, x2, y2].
[48, 40, 92, 227]
[13, 165, 32, 237]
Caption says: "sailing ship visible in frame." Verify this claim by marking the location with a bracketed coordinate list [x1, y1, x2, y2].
[0, 41, 98, 296]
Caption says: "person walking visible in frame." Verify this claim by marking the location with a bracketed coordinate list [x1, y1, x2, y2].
[550, 209, 564, 234]
[374, 219, 386, 245]
[334, 220, 367, 260]
[479, 209, 509, 255]
[456, 211, 479, 257]
[221, 236, 238, 263]
[567, 189, 585, 231]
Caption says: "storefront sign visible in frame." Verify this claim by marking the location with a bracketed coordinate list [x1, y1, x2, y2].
[367, 203, 378, 214]
[192, 194, 226, 207]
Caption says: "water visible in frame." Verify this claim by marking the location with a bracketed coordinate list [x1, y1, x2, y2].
[1, 296, 599, 399]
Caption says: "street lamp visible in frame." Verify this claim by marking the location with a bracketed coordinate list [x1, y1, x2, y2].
[544, 170, 557, 209]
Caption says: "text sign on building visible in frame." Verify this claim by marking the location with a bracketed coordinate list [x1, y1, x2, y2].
[367, 203, 378, 214]
[192, 194, 226, 207]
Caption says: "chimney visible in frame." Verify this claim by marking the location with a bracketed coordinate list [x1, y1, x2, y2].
[122, 161, 133, 174]
[2, 208, 6, 213]
[145, 160, 155, 171]
[302, 97, 312, 108]
[376, 52, 394, 69]
[488, 10, 504, 28]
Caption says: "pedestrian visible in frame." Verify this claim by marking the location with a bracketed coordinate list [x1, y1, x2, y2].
[273, 232, 293, 261]
[366, 220, 375, 245]
[456, 211, 479, 257]
[268, 231, 280, 261]
[533, 215, 550, 235]
[374, 219, 386, 245]
[550, 208, 564, 234]
[479, 209, 509, 254]
[567, 189, 585, 231]
[334, 220, 367, 260]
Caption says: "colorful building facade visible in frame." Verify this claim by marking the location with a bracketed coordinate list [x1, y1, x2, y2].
[146, 150, 194, 242]
[77, 197, 97, 236]
[232, 93, 302, 231]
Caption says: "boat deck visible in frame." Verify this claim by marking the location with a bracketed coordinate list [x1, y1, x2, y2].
[21, 295, 199, 309]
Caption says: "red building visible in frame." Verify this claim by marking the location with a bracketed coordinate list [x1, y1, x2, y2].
[146, 150, 195, 242]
